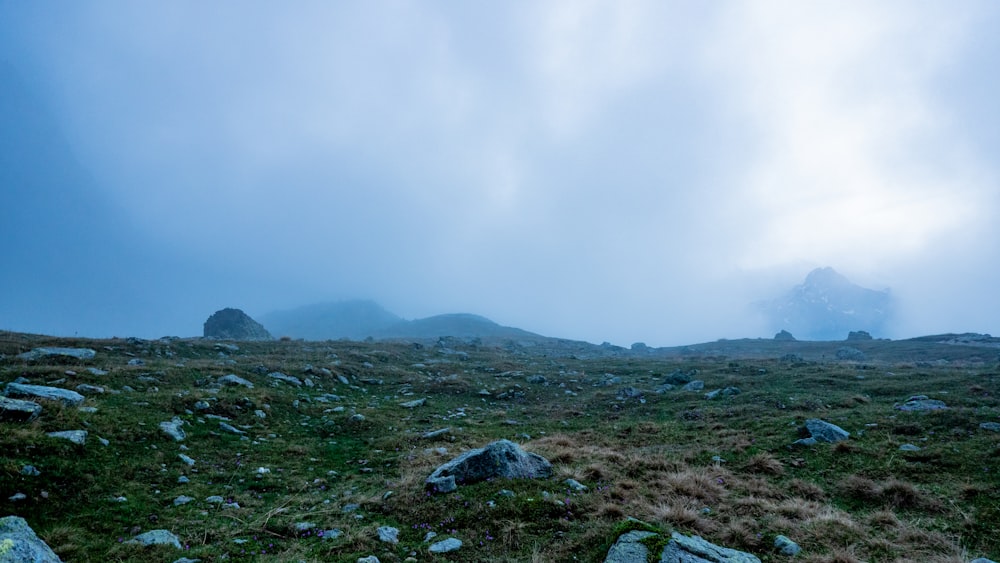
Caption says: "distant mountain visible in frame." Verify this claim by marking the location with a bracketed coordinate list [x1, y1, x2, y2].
[377, 313, 542, 341]
[259, 300, 403, 340]
[758, 267, 892, 340]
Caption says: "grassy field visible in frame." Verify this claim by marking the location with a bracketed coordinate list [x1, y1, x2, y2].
[2, 331, 999, 562]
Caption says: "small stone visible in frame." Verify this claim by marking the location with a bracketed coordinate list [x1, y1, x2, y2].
[160, 417, 187, 441]
[219, 422, 246, 435]
[899, 444, 921, 451]
[9, 492, 27, 502]
[429, 538, 462, 553]
[178, 476, 190, 484]
[774, 534, 801, 556]
[21, 465, 41, 476]
[127, 358, 145, 366]
[218, 374, 254, 388]
[179, 454, 196, 466]
[319, 529, 342, 540]
[174, 495, 195, 506]
[564, 478, 588, 492]
[0, 397, 42, 422]
[47, 430, 87, 445]
[400, 398, 426, 408]
[205, 496, 224, 504]
[377, 526, 399, 543]
[127, 529, 182, 549]
[357, 557, 380, 563]
[294, 522, 316, 532]
[980, 422, 1000, 432]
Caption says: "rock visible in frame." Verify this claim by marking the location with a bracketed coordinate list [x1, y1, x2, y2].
[846, 330, 873, 341]
[4, 383, 85, 407]
[773, 535, 801, 556]
[899, 444, 921, 451]
[400, 398, 426, 408]
[218, 422, 245, 435]
[319, 529, 342, 540]
[428, 538, 462, 553]
[267, 372, 302, 386]
[205, 496, 224, 504]
[75, 384, 104, 395]
[160, 417, 186, 441]
[970, 559, 998, 563]
[774, 330, 796, 341]
[802, 419, 850, 443]
[8, 493, 26, 502]
[604, 530, 657, 563]
[705, 387, 740, 400]
[682, 380, 705, 391]
[895, 396, 948, 412]
[422, 428, 450, 439]
[835, 347, 866, 361]
[127, 358, 145, 366]
[21, 465, 41, 477]
[661, 532, 761, 562]
[664, 370, 695, 385]
[126, 529, 182, 549]
[617, 387, 643, 399]
[0, 515, 63, 562]
[171, 558, 201, 563]
[179, 454, 196, 466]
[376, 526, 399, 543]
[980, 422, 1000, 432]
[0, 397, 42, 422]
[86, 367, 108, 376]
[16, 347, 96, 361]
[294, 522, 316, 532]
[173, 496, 195, 506]
[654, 384, 675, 394]
[426, 439, 552, 494]
[218, 374, 254, 388]
[526, 375, 546, 384]
[357, 557, 380, 563]
[46, 430, 87, 445]
[203, 308, 272, 341]
[565, 478, 588, 492]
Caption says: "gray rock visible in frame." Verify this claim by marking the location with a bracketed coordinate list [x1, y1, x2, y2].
[47, 430, 87, 445]
[773, 535, 801, 556]
[8, 493, 27, 502]
[604, 530, 656, 563]
[661, 531, 761, 562]
[173, 495, 195, 506]
[899, 444, 921, 451]
[179, 454, 196, 466]
[400, 398, 426, 408]
[835, 347, 866, 361]
[357, 557, 380, 563]
[127, 358, 145, 366]
[218, 374, 254, 388]
[980, 422, 1000, 432]
[655, 384, 676, 394]
[804, 419, 850, 443]
[664, 370, 695, 385]
[682, 380, 705, 391]
[792, 437, 817, 447]
[526, 375, 546, 384]
[376, 526, 399, 543]
[126, 529, 182, 549]
[268, 372, 302, 386]
[565, 478, 588, 492]
[75, 384, 104, 395]
[205, 496, 224, 504]
[895, 396, 948, 412]
[21, 465, 41, 477]
[0, 515, 63, 562]
[428, 538, 462, 553]
[0, 396, 42, 422]
[4, 383, 85, 407]
[705, 387, 740, 400]
[203, 308, 272, 341]
[617, 387, 643, 399]
[422, 428, 451, 439]
[16, 347, 96, 361]
[218, 422, 245, 435]
[160, 417, 186, 441]
[970, 559, 998, 563]
[426, 439, 552, 494]
[319, 529, 342, 540]
[86, 367, 108, 376]
[172, 558, 201, 563]
[294, 522, 316, 532]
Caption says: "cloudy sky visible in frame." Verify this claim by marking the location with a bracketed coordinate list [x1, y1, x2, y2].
[2, 1, 999, 346]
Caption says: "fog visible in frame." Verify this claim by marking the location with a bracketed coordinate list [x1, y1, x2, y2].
[2, 1, 999, 346]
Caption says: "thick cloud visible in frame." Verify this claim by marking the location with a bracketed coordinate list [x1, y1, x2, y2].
[1, 1, 998, 344]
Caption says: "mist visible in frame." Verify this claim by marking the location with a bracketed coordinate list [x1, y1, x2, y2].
[2, 1, 999, 346]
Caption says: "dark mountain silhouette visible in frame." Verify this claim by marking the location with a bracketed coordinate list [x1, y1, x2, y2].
[259, 300, 403, 340]
[377, 313, 542, 340]
[758, 267, 892, 340]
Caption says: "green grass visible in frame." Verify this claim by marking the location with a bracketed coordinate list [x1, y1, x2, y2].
[1, 332, 999, 562]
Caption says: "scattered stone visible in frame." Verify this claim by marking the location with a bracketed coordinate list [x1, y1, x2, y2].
[664, 369, 696, 385]
[78, 406, 98, 413]
[846, 330, 873, 341]
[774, 535, 801, 556]
[350, 414, 366, 422]
[173, 495, 195, 506]
[400, 398, 426, 408]
[565, 478, 588, 492]
[47, 430, 87, 445]
[895, 396, 948, 412]
[705, 387, 740, 400]
[835, 347, 866, 361]
[377, 526, 399, 543]
[0, 396, 42, 422]
[294, 522, 316, 532]
[205, 496, 225, 504]
[219, 422, 246, 435]
[193, 401, 211, 410]
[319, 529, 342, 540]
[981, 422, 1000, 432]
[899, 444, 921, 452]
[617, 387, 643, 399]
[428, 538, 462, 553]
[0, 515, 63, 562]
[16, 347, 96, 361]
[9, 493, 27, 502]
[203, 308, 273, 341]
[160, 417, 187, 441]
[177, 476, 190, 484]
[654, 384, 675, 393]
[75, 384, 104, 395]
[21, 465, 41, 477]
[797, 419, 850, 445]
[661, 532, 761, 562]
[604, 530, 657, 563]
[179, 454, 196, 466]
[126, 529, 182, 549]
[422, 428, 451, 439]
[86, 367, 108, 376]
[357, 557, 380, 563]
[218, 374, 254, 388]
[172, 558, 201, 563]
[426, 439, 552, 494]
[268, 372, 302, 386]
[683, 380, 705, 391]
[4, 383, 85, 407]
[127, 358, 145, 366]
[526, 375, 546, 384]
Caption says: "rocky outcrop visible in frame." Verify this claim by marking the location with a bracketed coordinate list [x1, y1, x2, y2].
[4, 383, 84, 407]
[0, 515, 63, 562]
[773, 330, 796, 341]
[0, 397, 42, 422]
[794, 419, 849, 446]
[604, 530, 761, 563]
[16, 347, 96, 361]
[203, 308, 272, 341]
[426, 440, 552, 493]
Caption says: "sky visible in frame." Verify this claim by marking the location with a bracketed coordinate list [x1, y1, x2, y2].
[2, 1, 999, 346]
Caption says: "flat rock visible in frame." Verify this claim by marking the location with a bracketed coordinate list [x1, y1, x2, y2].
[428, 538, 462, 553]
[773, 535, 801, 556]
[0, 396, 42, 422]
[803, 419, 850, 443]
[980, 422, 1000, 432]
[661, 531, 761, 562]
[218, 374, 254, 388]
[377, 526, 399, 543]
[267, 372, 302, 386]
[126, 529, 182, 549]
[400, 398, 426, 408]
[47, 430, 87, 445]
[895, 397, 948, 412]
[160, 417, 186, 441]
[4, 383, 85, 407]
[0, 515, 63, 562]
[426, 439, 552, 494]
[16, 347, 96, 361]
[604, 530, 656, 563]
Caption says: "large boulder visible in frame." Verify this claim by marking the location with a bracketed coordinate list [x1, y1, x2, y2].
[604, 530, 760, 563]
[426, 439, 552, 493]
[4, 383, 84, 407]
[604, 530, 656, 563]
[0, 515, 63, 562]
[203, 308, 272, 341]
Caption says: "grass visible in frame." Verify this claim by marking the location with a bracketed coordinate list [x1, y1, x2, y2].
[1, 331, 999, 561]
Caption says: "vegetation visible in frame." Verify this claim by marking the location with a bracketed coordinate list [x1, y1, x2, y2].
[1, 331, 999, 562]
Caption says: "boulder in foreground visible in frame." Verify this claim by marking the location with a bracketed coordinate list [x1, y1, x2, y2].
[0, 515, 63, 563]
[426, 439, 552, 493]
